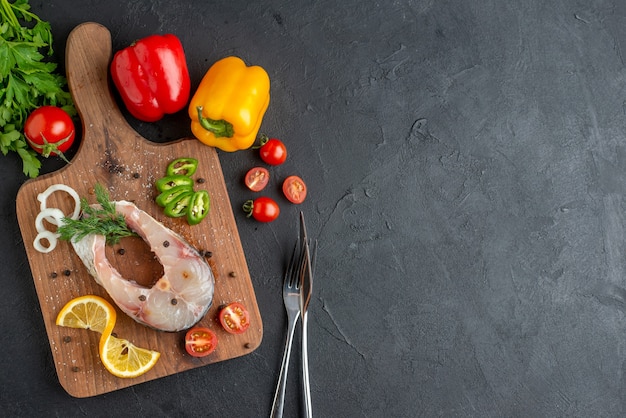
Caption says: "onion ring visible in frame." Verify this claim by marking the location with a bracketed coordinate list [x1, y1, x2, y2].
[33, 184, 81, 253]
[33, 230, 59, 254]
[37, 184, 81, 225]
[35, 208, 66, 233]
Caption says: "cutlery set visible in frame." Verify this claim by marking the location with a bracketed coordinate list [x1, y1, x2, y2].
[271, 212, 317, 418]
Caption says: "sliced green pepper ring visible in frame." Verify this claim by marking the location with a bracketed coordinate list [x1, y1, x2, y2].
[156, 175, 195, 193]
[164, 191, 194, 217]
[187, 190, 210, 225]
[167, 157, 199, 177]
[156, 185, 194, 207]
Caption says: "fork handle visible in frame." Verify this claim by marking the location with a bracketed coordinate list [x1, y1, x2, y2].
[270, 314, 299, 418]
[302, 311, 312, 418]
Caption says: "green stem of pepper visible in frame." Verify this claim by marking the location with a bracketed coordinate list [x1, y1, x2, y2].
[196, 106, 235, 138]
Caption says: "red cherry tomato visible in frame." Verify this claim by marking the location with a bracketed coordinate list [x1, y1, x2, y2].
[185, 327, 218, 357]
[243, 196, 280, 222]
[244, 167, 270, 192]
[282, 175, 307, 204]
[259, 137, 287, 165]
[24, 106, 75, 160]
[219, 302, 250, 334]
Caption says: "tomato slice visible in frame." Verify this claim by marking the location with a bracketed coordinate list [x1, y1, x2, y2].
[282, 175, 307, 204]
[219, 302, 250, 334]
[244, 167, 270, 192]
[185, 327, 218, 357]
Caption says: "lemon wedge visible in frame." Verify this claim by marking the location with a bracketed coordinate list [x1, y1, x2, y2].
[56, 295, 159, 378]
[99, 334, 161, 378]
[55, 295, 116, 334]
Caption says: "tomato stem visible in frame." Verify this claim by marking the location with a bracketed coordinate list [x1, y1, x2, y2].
[251, 133, 269, 150]
[242, 199, 254, 217]
[25, 131, 73, 164]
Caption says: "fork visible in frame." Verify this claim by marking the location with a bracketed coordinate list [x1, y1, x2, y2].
[270, 240, 304, 418]
[299, 213, 315, 418]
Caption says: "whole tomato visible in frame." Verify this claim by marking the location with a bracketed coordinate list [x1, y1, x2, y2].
[24, 106, 75, 162]
[258, 135, 287, 165]
[243, 197, 280, 222]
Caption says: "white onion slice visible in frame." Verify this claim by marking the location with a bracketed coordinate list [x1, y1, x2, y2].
[35, 208, 66, 233]
[33, 184, 81, 253]
[33, 230, 59, 254]
[37, 184, 81, 225]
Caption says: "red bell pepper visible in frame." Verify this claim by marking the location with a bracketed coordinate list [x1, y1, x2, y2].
[110, 34, 191, 122]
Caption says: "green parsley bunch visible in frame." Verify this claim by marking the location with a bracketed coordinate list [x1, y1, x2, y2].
[0, 0, 75, 177]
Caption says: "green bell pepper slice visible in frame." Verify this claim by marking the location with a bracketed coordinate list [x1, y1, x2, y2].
[155, 175, 195, 193]
[166, 157, 198, 177]
[158, 187, 193, 212]
[164, 191, 194, 217]
[187, 190, 210, 225]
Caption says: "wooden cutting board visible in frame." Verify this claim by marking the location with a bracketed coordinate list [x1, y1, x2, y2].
[15, 22, 262, 398]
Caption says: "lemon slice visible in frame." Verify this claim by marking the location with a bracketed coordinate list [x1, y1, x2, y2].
[99, 334, 160, 378]
[56, 295, 160, 378]
[55, 295, 116, 334]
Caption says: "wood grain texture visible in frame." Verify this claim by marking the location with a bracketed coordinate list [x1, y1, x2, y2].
[15, 22, 262, 398]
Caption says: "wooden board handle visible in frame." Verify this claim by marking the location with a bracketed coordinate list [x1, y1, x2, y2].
[65, 22, 134, 157]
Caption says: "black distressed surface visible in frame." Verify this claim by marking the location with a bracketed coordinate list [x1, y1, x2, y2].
[3, 0, 626, 416]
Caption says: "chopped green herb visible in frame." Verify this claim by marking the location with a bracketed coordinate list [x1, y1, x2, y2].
[0, 0, 75, 177]
[58, 184, 137, 245]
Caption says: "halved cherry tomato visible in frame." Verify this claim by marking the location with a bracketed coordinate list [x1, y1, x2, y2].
[245, 167, 270, 192]
[24, 106, 75, 162]
[185, 327, 218, 357]
[219, 302, 250, 334]
[243, 196, 280, 222]
[282, 175, 307, 204]
[259, 136, 287, 165]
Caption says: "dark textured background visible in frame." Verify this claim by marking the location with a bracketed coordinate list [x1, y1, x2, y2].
[3, 0, 626, 416]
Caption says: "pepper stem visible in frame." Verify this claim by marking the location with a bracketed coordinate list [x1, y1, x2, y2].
[196, 106, 234, 138]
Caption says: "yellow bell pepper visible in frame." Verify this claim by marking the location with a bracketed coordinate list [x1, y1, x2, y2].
[189, 56, 270, 152]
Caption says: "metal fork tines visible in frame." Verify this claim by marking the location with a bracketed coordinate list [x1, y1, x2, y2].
[270, 240, 305, 418]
